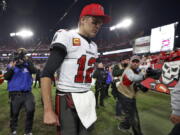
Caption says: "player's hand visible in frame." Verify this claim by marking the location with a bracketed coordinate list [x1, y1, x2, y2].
[43, 110, 60, 126]
[170, 114, 180, 124]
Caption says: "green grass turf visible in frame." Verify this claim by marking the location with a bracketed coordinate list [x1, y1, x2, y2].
[0, 83, 174, 135]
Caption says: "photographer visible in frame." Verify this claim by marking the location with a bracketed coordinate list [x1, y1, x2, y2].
[4, 48, 36, 135]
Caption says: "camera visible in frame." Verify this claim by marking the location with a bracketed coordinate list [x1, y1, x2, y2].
[11, 48, 28, 66]
[13, 51, 25, 60]
[146, 67, 162, 79]
[133, 67, 162, 92]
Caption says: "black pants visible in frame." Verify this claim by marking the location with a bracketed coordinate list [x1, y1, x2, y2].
[111, 81, 119, 99]
[34, 78, 40, 88]
[169, 123, 180, 135]
[115, 92, 123, 116]
[95, 85, 106, 106]
[104, 84, 110, 97]
[9, 92, 35, 134]
[119, 93, 143, 135]
[55, 94, 89, 135]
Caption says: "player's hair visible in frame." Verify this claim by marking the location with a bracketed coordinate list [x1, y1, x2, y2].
[78, 16, 91, 26]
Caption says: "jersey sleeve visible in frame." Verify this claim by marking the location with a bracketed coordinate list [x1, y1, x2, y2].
[50, 29, 70, 51]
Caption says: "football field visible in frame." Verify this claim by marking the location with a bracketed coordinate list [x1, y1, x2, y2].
[0, 83, 173, 135]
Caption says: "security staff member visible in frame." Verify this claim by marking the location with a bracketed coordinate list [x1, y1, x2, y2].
[4, 48, 36, 135]
[93, 62, 108, 107]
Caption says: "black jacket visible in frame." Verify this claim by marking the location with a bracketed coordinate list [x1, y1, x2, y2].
[93, 68, 108, 86]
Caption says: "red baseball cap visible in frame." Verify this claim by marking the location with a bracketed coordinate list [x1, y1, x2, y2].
[80, 3, 111, 24]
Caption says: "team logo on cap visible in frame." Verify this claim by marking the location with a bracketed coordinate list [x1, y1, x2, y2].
[73, 38, 81, 46]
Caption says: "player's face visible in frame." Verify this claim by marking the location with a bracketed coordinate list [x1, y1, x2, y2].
[80, 16, 103, 38]
[98, 62, 104, 68]
[121, 59, 130, 64]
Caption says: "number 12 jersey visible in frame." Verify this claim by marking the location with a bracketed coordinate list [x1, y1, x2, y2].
[51, 29, 98, 92]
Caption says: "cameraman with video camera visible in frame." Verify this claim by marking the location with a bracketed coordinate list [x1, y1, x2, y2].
[4, 48, 36, 135]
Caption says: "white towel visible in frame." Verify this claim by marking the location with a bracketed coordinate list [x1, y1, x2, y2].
[72, 91, 97, 129]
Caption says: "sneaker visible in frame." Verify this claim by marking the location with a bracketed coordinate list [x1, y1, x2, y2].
[24, 133, 33, 135]
[10, 131, 17, 135]
[117, 125, 132, 135]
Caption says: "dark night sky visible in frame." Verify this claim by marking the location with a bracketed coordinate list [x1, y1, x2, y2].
[0, 0, 180, 45]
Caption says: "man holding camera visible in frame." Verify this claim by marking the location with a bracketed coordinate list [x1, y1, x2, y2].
[116, 55, 146, 135]
[4, 48, 36, 135]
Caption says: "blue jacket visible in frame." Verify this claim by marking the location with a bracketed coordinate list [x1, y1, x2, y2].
[7, 66, 33, 92]
[106, 72, 112, 84]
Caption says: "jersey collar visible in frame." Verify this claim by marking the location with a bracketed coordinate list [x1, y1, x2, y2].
[78, 33, 91, 44]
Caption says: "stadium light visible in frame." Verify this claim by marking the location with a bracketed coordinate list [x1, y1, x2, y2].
[10, 29, 34, 38]
[10, 33, 16, 37]
[110, 18, 133, 31]
[102, 48, 133, 55]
